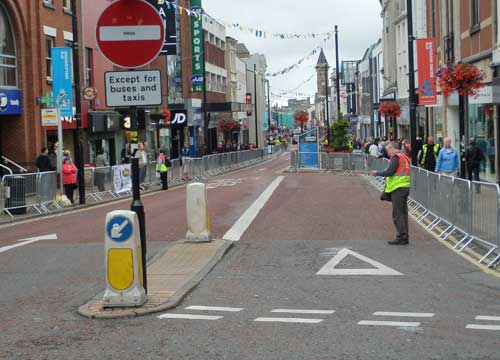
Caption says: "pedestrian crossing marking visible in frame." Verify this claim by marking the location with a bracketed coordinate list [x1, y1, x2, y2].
[373, 312, 434, 318]
[316, 248, 404, 276]
[358, 320, 421, 327]
[466, 324, 500, 331]
[185, 306, 244, 312]
[158, 314, 222, 321]
[254, 317, 323, 324]
[271, 309, 335, 315]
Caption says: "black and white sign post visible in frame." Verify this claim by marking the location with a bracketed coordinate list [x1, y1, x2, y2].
[96, 0, 165, 292]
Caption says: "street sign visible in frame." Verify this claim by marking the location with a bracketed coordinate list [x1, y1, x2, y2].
[106, 216, 133, 243]
[41, 108, 58, 127]
[105, 70, 162, 107]
[96, 0, 165, 69]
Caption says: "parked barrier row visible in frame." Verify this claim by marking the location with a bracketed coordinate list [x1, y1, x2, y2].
[290, 152, 500, 267]
[0, 146, 287, 221]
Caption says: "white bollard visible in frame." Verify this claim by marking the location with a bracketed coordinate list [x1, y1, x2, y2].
[185, 183, 212, 243]
[103, 210, 146, 308]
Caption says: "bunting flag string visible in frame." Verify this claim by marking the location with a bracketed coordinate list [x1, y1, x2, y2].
[221, 21, 335, 40]
[273, 73, 317, 97]
[160, 1, 202, 19]
[266, 47, 321, 77]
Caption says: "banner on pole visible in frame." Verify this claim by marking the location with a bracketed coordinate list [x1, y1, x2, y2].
[51, 47, 73, 117]
[113, 164, 132, 194]
[416, 38, 437, 106]
[190, 0, 204, 92]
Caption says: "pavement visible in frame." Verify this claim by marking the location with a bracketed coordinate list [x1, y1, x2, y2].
[1, 151, 499, 360]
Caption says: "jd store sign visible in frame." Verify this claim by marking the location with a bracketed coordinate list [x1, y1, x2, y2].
[170, 110, 188, 130]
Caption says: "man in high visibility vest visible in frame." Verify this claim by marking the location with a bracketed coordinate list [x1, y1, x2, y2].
[371, 142, 411, 245]
[156, 148, 171, 191]
[418, 136, 440, 171]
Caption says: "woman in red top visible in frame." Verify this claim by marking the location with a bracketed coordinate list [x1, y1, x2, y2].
[62, 157, 78, 205]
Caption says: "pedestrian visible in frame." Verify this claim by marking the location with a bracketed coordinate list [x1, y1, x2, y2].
[94, 148, 108, 192]
[378, 141, 389, 159]
[369, 140, 379, 157]
[35, 147, 54, 172]
[156, 147, 171, 191]
[401, 138, 411, 156]
[435, 138, 459, 176]
[419, 136, 440, 171]
[62, 157, 78, 205]
[134, 142, 148, 185]
[464, 137, 484, 183]
[371, 142, 411, 245]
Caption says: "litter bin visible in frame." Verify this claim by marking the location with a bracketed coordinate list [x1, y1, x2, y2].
[4, 176, 26, 215]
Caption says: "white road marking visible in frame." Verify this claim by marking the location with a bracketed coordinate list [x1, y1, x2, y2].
[0, 234, 58, 254]
[157, 314, 222, 321]
[254, 317, 323, 324]
[358, 320, 421, 327]
[373, 312, 435, 318]
[316, 248, 404, 276]
[475, 316, 500, 321]
[271, 309, 335, 315]
[223, 176, 285, 241]
[466, 324, 500, 331]
[185, 306, 244, 312]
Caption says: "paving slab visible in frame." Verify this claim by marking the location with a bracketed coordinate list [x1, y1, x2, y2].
[78, 239, 232, 319]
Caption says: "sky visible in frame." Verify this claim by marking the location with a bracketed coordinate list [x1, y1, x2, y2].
[204, 0, 383, 106]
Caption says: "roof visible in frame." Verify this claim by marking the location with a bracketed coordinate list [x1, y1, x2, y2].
[316, 48, 328, 66]
[236, 43, 250, 55]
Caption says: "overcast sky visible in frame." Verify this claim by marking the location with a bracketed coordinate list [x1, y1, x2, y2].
[204, 0, 382, 106]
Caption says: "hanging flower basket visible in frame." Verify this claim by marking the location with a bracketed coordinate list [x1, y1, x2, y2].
[218, 119, 240, 133]
[378, 101, 401, 118]
[436, 63, 485, 97]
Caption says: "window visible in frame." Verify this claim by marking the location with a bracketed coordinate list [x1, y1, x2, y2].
[63, 0, 71, 12]
[84, 47, 93, 86]
[431, 0, 437, 37]
[0, 5, 16, 86]
[471, 0, 480, 32]
[45, 35, 55, 80]
[43, 0, 55, 9]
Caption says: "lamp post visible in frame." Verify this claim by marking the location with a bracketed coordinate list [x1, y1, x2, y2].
[71, 0, 85, 205]
[406, 0, 418, 166]
[325, 64, 331, 142]
[335, 25, 341, 117]
[266, 79, 271, 136]
[254, 64, 259, 147]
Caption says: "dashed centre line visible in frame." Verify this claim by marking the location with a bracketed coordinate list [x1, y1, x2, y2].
[158, 314, 222, 321]
[466, 324, 500, 331]
[185, 306, 244, 312]
[358, 320, 421, 327]
[474, 316, 500, 321]
[373, 312, 435, 318]
[254, 317, 324, 324]
[271, 309, 335, 315]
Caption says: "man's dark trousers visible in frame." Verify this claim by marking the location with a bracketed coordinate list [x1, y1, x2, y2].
[391, 187, 410, 241]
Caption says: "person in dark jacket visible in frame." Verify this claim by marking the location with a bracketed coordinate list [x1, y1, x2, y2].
[36, 147, 54, 172]
[418, 136, 440, 171]
[464, 137, 484, 182]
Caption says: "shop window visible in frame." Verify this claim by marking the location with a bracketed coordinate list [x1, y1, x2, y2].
[45, 35, 55, 81]
[0, 5, 17, 86]
[468, 104, 496, 181]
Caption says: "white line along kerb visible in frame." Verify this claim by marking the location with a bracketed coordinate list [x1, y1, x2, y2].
[223, 176, 285, 241]
[99, 26, 162, 42]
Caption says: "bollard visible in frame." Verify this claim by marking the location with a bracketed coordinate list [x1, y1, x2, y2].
[185, 183, 212, 243]
[103, 210, 146, 308]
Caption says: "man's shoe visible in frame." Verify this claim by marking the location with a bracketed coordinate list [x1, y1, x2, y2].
[388, 239, 409, 245]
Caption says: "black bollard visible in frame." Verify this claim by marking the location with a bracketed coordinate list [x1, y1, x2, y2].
[130, 158, 147, 293]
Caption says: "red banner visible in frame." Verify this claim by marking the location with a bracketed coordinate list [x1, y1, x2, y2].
[416, 38, 437, 106]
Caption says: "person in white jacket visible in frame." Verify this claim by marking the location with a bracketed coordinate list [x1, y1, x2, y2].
[369, 141, 380, 156]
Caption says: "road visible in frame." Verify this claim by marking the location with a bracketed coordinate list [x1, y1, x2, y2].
[1, 153, 499, 360]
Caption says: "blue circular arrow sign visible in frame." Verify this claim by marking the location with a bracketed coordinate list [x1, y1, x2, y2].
[106, 216, 133, 243]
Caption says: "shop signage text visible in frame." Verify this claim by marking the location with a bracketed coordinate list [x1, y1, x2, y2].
[105, 70, 162, 107]
[0, 88, 22, 115]
[146, 0, 178, 55]
[190, 0, 204, 92]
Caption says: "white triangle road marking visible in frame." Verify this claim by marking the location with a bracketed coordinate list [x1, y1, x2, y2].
[316, 248, 404, 276]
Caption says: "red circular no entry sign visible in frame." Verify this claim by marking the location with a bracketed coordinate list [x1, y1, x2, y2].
[96, 0, 165, 69]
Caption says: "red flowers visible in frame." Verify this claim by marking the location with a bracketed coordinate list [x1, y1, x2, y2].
[218, 119, 240, 132]
[436, 63, 485, 97]
[379, 101, 401, 118]
[293, 111, 309, 127]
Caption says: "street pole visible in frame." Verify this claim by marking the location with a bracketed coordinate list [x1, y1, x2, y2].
[202, 27, 210, 155]
[266, 79, 271, 136]
[254, 64, 259, 147]
[406, 0, 418, 166]
[325, 64, 331, 142]
[130, 157, 147, 293]
[71, 0, 85, 204]
[335, 25, 341, 117]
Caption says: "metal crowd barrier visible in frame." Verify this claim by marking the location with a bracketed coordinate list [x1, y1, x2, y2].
[1, 147, 286, 221]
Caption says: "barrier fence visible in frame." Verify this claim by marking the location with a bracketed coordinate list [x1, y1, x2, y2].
[0, 145, 287, 221]
[290, 151, 500, 267]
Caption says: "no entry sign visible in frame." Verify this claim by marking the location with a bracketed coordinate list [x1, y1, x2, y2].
[96, 0, 165, 68]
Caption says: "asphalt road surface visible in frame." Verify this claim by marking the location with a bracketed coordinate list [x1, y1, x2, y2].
[1, 153, 499, 360]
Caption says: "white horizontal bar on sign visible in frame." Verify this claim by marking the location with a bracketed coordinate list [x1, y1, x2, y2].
[254, 317, 323, 324]
[271, 309, 335, 315]
[466, 324, 500, 331]
[373, 312, 435, 318]
[157, 314, 222, 321]
[185, 306, 244, 312]
[358, 320, 421, 327]
[100, 26, 162, 42]
[475, 316, 500, 321]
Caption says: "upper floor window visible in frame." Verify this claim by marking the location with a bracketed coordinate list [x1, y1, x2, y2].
[45, 36, 55, 80]
[471, 0, 480, 32]
[0, 5, 17, 87]
[63, 0, 72, 12]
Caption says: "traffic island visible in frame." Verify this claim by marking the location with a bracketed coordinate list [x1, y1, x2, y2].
[78, 239, 232, 319]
